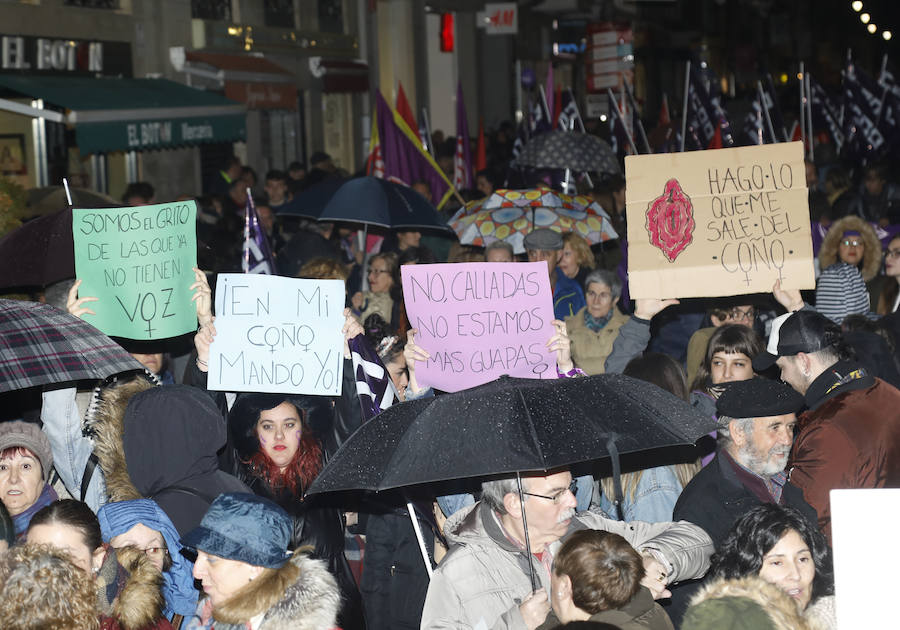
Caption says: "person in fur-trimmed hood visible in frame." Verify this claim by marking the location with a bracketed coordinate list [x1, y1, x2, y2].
[816, 215, 881, 282]
[181, 493, 340, 630]
[91, 380, 249, 536]
[681, 575, 832, 630]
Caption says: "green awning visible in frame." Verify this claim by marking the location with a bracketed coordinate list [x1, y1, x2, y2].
[0, 75, 246, 153]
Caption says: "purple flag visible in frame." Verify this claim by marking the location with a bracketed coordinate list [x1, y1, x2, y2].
[375, 91, 452, 208]
[454, 82, 473, 190]
[348, 334, 398, 422]
[242, 195, 276, 274]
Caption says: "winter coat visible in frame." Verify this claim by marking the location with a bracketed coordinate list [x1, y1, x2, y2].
[227, 393, 365, 630]
[97, 546, 174, 630]
[683, 576, 813, 630]
[359, 505, 440, 630]
[673, 451, 818, 548]
[816, 215, 881, 282]
[420, 501, 713, 630]
[791, 360, 900, 540]
[814, 262, 870, 324]
[91, 380, 249, 536]
[537, 587, 673, 630]
[184, 553, 339, 630]
[565, 307, 631, 375]
[553, 269, 586, 320]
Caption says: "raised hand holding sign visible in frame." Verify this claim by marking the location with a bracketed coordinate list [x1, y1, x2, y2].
[72, 200, 198, 339]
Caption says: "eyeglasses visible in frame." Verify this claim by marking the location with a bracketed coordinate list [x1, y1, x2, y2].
[726, 307, 755, 322]
[885, 249, 900, 259]
[841, 239, 862, 247]
[140, 546, 168, 558]
[367, 268, 390, 276]
[522, 480, 578, 504]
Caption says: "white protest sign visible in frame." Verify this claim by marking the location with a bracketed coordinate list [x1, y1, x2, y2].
[831, 488, 900, 630]
[208, 274, 345, 395]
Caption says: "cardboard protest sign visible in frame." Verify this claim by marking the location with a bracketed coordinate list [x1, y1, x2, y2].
[401, 262, 556, 393]
[207, 274, 345, 395]
[72, 201, 197, 339]
[625, 141, 814, 299]
[831, 488, 899, 629]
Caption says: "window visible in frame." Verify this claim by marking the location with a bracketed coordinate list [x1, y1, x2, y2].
[63, 0, 119, 7]
[318, 0, 343, 33]
[264, 0, 294, 27]
[191, 0, 231, 21]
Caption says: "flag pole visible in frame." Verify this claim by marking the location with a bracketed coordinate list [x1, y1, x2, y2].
[680, 60, 690, 152]
[805, 72, 814, 162]
[421, 107, 436, 158]
[799, 62, 807, 154]
[565, 88, 593, 189]
[624, 80, 652, 153]
[607, 88, 639, 154]
[62, 177, 73, 206]
[756, 80, 778, 144]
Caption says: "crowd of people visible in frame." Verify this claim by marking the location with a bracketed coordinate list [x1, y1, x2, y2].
[1, 135, 899, 630]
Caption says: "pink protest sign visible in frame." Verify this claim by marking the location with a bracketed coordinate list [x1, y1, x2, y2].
[401, 262, 557, 392]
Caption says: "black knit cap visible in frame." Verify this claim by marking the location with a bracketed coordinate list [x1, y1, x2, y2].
[716, 378, 805, 418]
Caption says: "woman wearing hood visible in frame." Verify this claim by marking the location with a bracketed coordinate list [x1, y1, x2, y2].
[225, 392, 365, 630]
[181, 492, 339, 630]
[27, 499, 174, 630]
[815, 216, 881, 323]
[99, 499, 199, 628]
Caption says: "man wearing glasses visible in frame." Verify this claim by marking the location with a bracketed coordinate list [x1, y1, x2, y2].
[421, 469, 713, 630]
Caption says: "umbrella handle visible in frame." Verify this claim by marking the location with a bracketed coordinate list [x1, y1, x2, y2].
[406, 499, 434, 579]
[516, 472, 539, 591]
[605, 435, 625, 521]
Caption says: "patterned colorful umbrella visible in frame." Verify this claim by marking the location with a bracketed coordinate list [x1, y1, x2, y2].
[450, 187, 618, 254]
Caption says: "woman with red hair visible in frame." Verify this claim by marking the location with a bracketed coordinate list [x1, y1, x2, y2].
[226, 393, 364, 630]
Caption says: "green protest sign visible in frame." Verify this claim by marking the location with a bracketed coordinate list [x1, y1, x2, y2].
[72, 201, 198, 339]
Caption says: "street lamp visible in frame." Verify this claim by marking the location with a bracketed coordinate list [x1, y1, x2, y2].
[852, 1, 863, 11]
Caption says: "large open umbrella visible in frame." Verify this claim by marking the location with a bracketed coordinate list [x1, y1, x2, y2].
[317, 176, 451, 290]
[0, 299, 143, 393]
[273, 176, 348, 220]
[26, 186, 118, 217]
[450, 187, 618, 254]
[517, 130, 621, 175]
[308, 373, 714, 586]
[0, 207, 76, 288]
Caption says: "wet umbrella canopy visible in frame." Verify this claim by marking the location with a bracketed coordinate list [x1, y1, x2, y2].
[307, 373, 715, 495]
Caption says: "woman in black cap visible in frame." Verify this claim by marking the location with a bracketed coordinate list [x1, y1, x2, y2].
[181, 492, 339, 630]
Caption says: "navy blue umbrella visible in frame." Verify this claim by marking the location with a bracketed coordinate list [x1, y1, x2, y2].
[317, 176, 451, 230]
[274, 176, 347, 220]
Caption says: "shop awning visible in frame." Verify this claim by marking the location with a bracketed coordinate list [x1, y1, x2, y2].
[0, 75, 246, 153]
[181, 51, 297, 110]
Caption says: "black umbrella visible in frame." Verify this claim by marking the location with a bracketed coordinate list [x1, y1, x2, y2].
[516, 130, 621, 175]
[308, 373, 714, 585]
[0, 299, 143, 393]
[317, 176, 451, 230]
[0, 207, 76, 289]
[308, 373, 713, 494]
[274, 176, 348, 220]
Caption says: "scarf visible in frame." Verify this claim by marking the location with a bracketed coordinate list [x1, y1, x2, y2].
[584, 309, 614, 332]
[12, 483, 57, 539]
[98, 498, 198, 619]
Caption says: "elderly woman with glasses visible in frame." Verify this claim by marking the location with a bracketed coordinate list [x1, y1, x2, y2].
[565, 269, 630, 375]
[815, 216, 880, 323]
